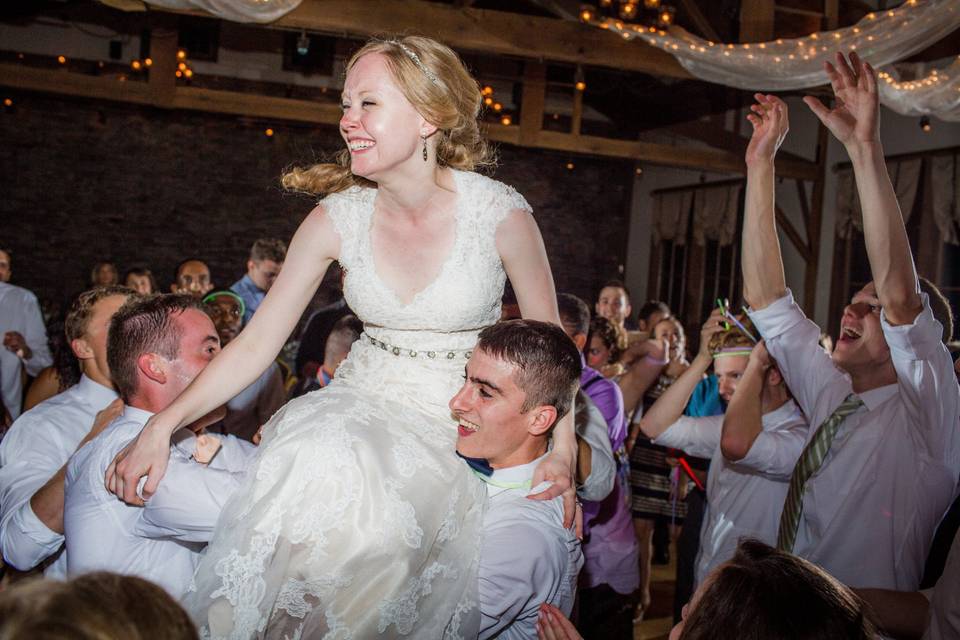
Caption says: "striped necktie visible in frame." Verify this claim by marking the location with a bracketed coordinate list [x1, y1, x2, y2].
[777, 393, 864, 553]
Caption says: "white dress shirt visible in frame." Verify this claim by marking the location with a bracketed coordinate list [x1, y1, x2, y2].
[0, 281, 53, 420]
[64, 406, 255, 597]
[924, 529, 960, 640]
[654, 400, 808, 585]
[478, 454, 584, 640]
[575, 391, 616, 503]
[0, 375, 116, 577]
[749, 290, 960, 590]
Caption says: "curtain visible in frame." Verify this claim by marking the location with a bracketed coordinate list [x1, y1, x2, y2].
[651, 190, 694, 245]
[931, 153, 960, 244]
[692, 183, 742, 246]
[835, 157, 923, 238]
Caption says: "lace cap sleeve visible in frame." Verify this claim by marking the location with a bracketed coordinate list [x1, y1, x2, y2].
[319, 186, 373, 271]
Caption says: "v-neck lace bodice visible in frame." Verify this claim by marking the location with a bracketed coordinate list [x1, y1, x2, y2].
[326, 170, 530, 338]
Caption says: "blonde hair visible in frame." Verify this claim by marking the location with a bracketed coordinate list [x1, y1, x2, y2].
[708, 315, 757, 354]
[282, 36, 494, 195]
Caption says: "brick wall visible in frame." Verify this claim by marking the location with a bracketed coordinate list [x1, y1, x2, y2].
[1, 92, 632, 316]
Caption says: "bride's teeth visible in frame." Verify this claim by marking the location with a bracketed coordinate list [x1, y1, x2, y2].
[349, 141, 374, 151]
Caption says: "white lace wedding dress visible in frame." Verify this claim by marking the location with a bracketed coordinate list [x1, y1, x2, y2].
[184, 170, 532, 639]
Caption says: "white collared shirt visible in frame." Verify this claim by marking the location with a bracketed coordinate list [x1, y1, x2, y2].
[477, 454, 584, 640]
[64, 406, 255, 598]
[0, 281, 53, 420]
[654, 399, 808, 585]
[749, 290, 960, 590]
[0, 375, 117, 577]
[924, 528, 960, 640]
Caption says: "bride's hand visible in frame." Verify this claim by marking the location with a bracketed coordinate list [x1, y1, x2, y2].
[529, 446, 577, 528]
[105, 414, 175, 505]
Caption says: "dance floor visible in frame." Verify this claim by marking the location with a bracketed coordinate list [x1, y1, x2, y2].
[635, 546, 676, 640]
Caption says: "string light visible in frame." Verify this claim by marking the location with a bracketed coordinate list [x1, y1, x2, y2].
[566, 161, 575, 170]
[3, 98, 12, 107]
[493, 102, 502, 112]
[481, 85, 493, 96]
[483, 96, 493, 106]
[919, 116, 931, 132]
[178, 62, 187, 71]
[184, 69, 193, 78]
[500, 115, 512, 126]
[580, 8, 593, 22]
[177, 50, 187, 60]
[144, 58, 153, 67]
[57, 55, 66, 64]
[131, 60, 142, 70]
[265, 127, 275, 137]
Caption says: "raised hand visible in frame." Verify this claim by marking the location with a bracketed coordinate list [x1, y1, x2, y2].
[698, 308, 728, 359]
[749, 339, 772, 370]
[745, 93, 789, 167]
[803, 51, 879, 149]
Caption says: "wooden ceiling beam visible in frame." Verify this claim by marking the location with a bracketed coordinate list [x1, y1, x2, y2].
[153, 0, 690, 79]
[739, 0, 775, 42]
[1, 62, 818, 178]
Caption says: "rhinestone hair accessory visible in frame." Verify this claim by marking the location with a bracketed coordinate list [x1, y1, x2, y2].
[394, 41, 441, 87]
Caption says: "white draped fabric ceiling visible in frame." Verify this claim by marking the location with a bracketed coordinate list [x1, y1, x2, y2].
[583, 0, 960, 121]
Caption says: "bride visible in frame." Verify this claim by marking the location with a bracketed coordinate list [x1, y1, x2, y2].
[105, 36, 576, 638]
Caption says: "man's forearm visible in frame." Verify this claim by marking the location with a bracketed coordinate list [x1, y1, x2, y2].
[29, 465, 67, 534]
[742, 160, 787, 310]
[720, 362, 765, 462]
[848, 142, 922, 324]
[639, 354, 710, 440]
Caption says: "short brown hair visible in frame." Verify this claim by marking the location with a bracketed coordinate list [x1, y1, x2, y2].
[919, 276, 954, 344]
[107, 294, 202, 402]
[249, 238, 287, 263]
[477, 319, 582, 419]
[64, 285, 135, 343]
[679, 539, 876, 640]
[0, 571, 198, 640]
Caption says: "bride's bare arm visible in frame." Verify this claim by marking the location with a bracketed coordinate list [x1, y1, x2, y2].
[496, 209, 578, 526]
[106, 205, 340, 504]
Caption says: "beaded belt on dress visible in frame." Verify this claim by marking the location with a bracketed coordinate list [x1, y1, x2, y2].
[361, 331, 473, 360]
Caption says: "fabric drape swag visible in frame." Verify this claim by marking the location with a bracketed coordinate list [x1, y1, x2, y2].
[692, 184, 742, 247]
[651, 190, 694, 246]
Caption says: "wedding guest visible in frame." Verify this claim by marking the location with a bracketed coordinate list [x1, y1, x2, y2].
[90, 261, 119, 287]
[538, 539, 876, 640]
[170, 259, 214, 299]
[742, 56, 959, 590]
[64, 294, 253, 597]
[0, 249, 53, 421]
[451, 319, 583, 639]
[640, 310, 807, 586]
[559, 293, 638, 639]
[231, 238, 286, 323]
[0, 286, 132, 576]
[0, 571, 199, 640]
[202, 289, 286, 441]
[124, 267, 158, 295]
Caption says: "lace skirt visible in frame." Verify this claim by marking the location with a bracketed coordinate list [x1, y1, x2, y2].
[184, 334, 486, 639]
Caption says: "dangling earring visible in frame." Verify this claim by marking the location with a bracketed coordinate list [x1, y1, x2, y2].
[422, 136, 428, 162]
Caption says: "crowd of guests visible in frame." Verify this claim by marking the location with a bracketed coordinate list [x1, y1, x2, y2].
[0, 53, 958, 640]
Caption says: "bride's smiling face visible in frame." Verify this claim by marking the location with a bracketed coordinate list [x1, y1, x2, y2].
[340, 53, 430, 180]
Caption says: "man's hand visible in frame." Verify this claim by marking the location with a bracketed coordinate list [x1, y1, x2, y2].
[803, 51, 879, 150]
[537, 604, 584, 640]
[3, 331, 32, 360]
[697, 308, 728, 359]
[105, 416, 173, 506]
[745, 94, 789, 167]
[78, 398, 123, 450]
[749, 339, 772, 370]
[529, 448, 576, 527]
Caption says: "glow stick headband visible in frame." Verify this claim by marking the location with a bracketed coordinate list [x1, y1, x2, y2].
[713, 347, 754, 359]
